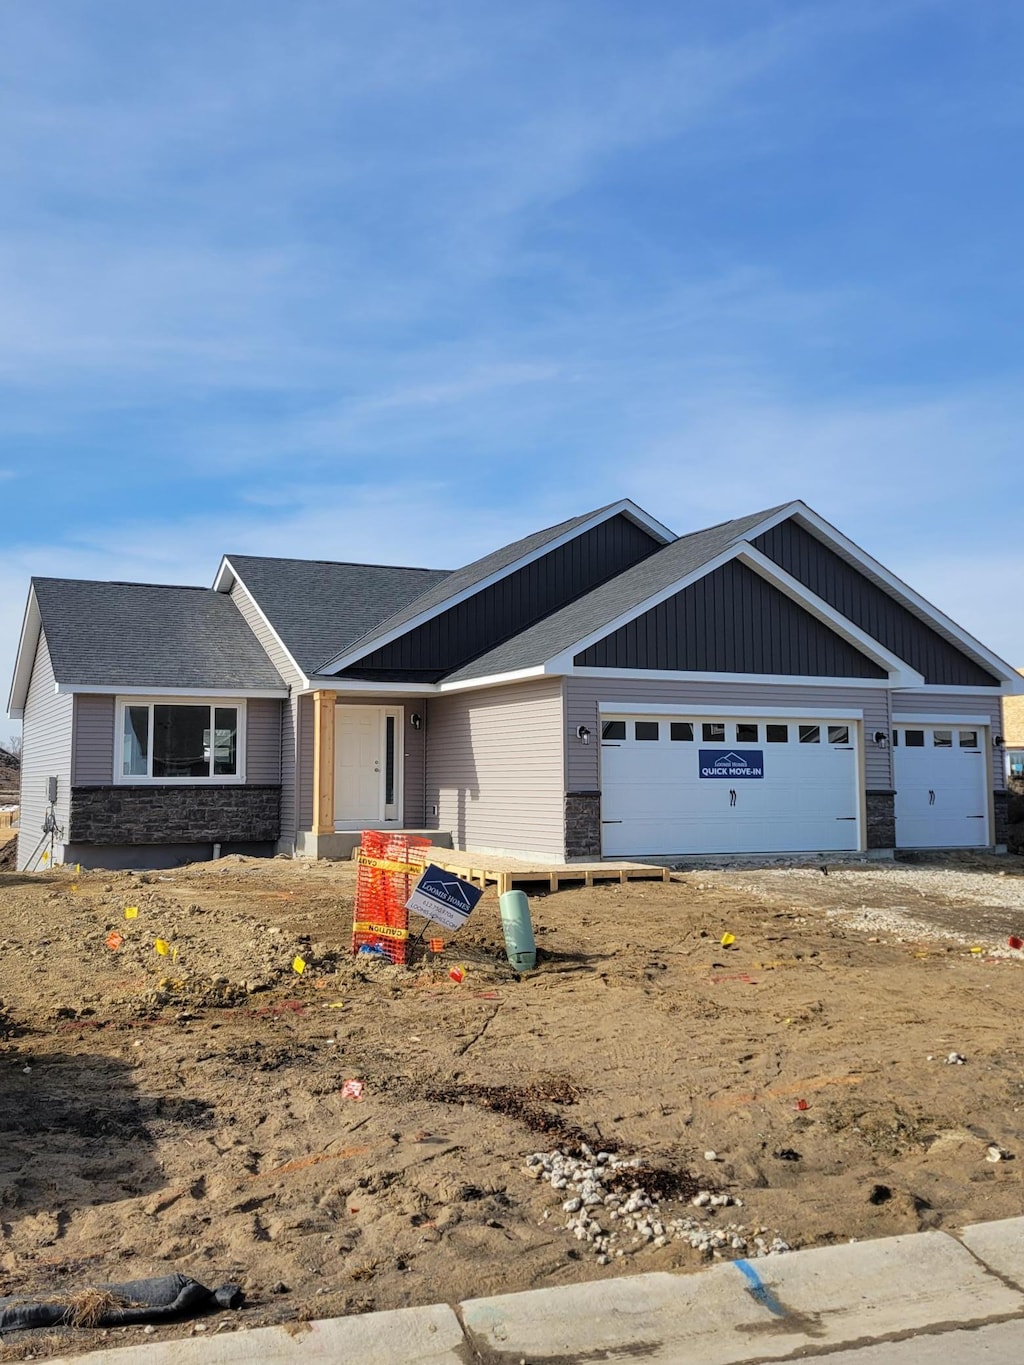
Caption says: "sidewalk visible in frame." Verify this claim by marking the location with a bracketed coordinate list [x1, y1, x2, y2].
[39, 1216, 1024, 1364]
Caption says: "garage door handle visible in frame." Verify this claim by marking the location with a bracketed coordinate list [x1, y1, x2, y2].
[601, 820, 623, 825]
[729, 789, 737, 807]
[836, 816, 857, 820]
[929, 790, 935, 805]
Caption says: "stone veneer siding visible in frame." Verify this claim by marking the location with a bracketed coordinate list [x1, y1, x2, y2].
[866, 790, 896, 849]
[69, 786, 281, 845]
[994, 790, 1009, 846]
[565, 791, 601, 859]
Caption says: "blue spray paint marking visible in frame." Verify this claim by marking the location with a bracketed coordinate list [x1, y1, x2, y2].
[734, 1259, 787, 1317]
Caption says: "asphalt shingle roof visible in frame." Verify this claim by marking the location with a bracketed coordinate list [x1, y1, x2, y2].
[325, 503, 636, 669]
[441, 504, 791, 682]
[223, 556, 452, 677]
[33, 579, 287, 690]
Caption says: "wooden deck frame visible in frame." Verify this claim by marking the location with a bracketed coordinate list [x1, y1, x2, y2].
[423, 851, 670, 897]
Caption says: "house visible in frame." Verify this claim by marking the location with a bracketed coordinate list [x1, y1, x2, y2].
[1003, 669, 1024, 781]
[7, 499, 1023, 872]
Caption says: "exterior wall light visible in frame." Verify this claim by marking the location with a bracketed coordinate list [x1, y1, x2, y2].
[994, 734, 1004, 748]
[577, 725, 592, 745]
[873, 730, 889, 748]
[411, 713, 423, 731]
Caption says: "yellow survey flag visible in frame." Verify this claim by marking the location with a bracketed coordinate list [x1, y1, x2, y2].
[125, 906, 139, 919]
[155, 939, 170, 956]
[293, 956, 306, 974]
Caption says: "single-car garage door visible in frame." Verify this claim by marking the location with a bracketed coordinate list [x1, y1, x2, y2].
[600, 714, 860, 856]
[893, 724, 988, 848]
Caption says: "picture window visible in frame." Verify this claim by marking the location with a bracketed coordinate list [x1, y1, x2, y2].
[120, 702, 241, 780]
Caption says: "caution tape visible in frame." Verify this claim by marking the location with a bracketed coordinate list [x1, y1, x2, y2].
[355, 853, 421, 874]
[352, 920, 410, 941]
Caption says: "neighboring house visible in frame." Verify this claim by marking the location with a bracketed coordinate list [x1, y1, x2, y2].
[7, 499, 1023, 871]
[1003, 669, 1024, 781]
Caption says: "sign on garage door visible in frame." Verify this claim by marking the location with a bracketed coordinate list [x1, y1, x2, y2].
[893, 725, 988, 848]
[600, 715, 860, 857]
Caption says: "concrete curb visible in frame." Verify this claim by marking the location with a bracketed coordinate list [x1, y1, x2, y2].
[36, 1218, 1024, 1364]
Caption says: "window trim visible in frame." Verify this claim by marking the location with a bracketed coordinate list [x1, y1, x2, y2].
[114, 697, 248, 785]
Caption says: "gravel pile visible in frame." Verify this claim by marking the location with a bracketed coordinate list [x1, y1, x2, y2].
[523, 1145, 790, 1264]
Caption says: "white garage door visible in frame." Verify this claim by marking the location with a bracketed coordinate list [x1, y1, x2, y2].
[893, 724, 988, 848]
[600, 714, 860, 857]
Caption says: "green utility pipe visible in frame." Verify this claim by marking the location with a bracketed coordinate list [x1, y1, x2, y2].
[499, 889, 536, 972]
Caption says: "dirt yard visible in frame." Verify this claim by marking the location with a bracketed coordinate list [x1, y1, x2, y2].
[3, 848, 1024, 1358]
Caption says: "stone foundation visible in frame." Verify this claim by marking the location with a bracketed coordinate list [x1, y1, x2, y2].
[993, 790, 1009, 847]
[866, 790, 896, 849]
[69, 785, 281, 844]
[565, 791, 601, 859]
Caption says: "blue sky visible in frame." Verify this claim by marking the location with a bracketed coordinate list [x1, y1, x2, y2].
[3, 0, 1023, 723]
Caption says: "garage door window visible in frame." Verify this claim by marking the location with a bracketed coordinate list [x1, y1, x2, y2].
[635, 721, 659, 741]
[601, 721, 625, 741]
[736, 723, 759, 742]
[766, 724, 788, 743]
[904, 730, 925, 747]
[703, 722, 725, 742]
[933, 730, 952, 748]
[828, 725, 849, 745]
[959, 731, 978, 748]
[670, 722, 694, 741]
[799, 725, 820, 744]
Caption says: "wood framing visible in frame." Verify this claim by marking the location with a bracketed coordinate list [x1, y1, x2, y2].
[312, 691, 336, 834]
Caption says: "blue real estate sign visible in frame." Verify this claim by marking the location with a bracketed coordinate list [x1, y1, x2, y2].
[406, 863, 484, 932]
[699, 749, 765, 779]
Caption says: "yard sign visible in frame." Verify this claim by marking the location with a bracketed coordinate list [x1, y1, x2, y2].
[406, 864, 483, 933]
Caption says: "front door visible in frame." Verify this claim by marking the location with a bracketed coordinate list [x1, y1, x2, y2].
[334, 706, 402, 826]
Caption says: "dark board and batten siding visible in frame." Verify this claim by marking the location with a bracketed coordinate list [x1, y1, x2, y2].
[753, 519, 999, 687]
[574, 560, 887, 678]
[343, 514, 662, 681]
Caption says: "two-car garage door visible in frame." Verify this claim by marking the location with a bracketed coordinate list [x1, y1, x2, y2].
[600, 714, 860, 857]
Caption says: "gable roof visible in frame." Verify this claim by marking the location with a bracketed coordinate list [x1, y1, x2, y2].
[316, 499, 675, 675]
[440, 504, 791, 683]
[29, 579, 286, 695]
[219, 555, 452, 679]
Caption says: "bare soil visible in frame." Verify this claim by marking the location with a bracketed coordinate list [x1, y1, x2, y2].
[3, 850, 1024, 1357]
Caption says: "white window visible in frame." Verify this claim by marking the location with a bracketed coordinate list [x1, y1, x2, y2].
[116, 700, 246, 783]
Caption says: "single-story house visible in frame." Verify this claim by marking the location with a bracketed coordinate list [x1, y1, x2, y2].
[1003, 670, 1024, 781]
[8, 499, 1023, 871]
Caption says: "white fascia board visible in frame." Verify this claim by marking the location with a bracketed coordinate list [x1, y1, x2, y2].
[573, 666, 890, 689]
[59, 684, 289, 699]
[318, 500, 676, 676]
[299, 679, 436, 696]
[890, 713, 990, 726]
[7, 586, 41, 718]
[544, 537, 923, 684]
[212, 555, 235, 592]
[215, 558, 309, 688]
[759, 502, 1020, 685]
[598, 701, 864, 720]
[736, 544, 926, 685]
[893, 682, 1018, 696]
[436, 666, 550, 694]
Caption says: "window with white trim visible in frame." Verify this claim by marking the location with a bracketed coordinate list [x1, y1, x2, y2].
[117, 700, 245, 782]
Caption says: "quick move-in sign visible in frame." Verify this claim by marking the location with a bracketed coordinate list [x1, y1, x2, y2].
[699, 749, 764, 779]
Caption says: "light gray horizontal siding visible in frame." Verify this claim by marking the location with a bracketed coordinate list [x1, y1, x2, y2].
[246, 699, 282, 783]
[73, 694, 115, 783]
[565, 677, 893, 791]
[18, 630, 73, 869]
[892, 691, 1005, 791]
[229, 580, 301, 842]
[425, 678, 565, 859]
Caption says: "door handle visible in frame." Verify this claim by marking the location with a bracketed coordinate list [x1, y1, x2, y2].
[729, 789, 737, 807]
[928, 789, 935, 805]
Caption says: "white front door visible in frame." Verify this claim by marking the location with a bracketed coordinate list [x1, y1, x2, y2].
[893, 724, 988, 847]
[334, 706, 403, 826]
[600, 714, 861, 856]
